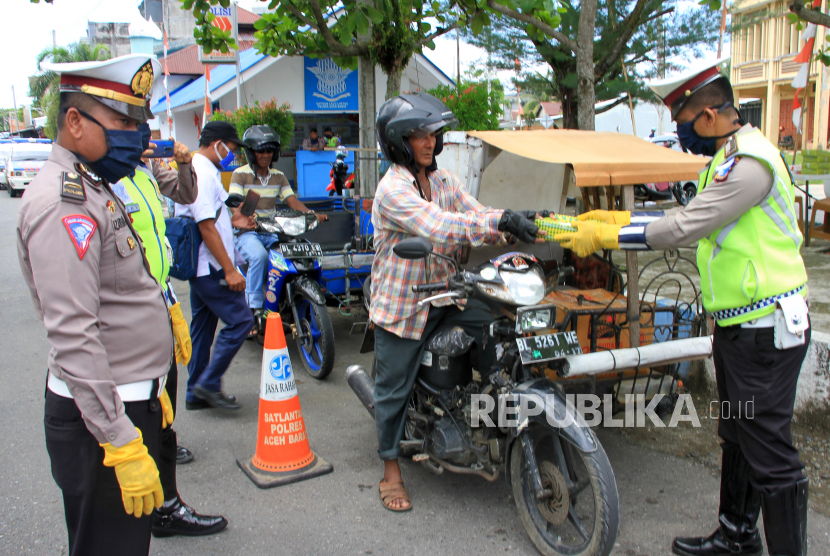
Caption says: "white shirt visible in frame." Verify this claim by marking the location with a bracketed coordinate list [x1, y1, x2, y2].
[175, 153, 237, 277]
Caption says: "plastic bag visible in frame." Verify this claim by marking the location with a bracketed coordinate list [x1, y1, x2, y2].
[426, 326, 475, 356]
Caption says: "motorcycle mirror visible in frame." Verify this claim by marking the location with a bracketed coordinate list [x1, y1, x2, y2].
[225, 193, 244, 208]
[393, 237, 433, 260]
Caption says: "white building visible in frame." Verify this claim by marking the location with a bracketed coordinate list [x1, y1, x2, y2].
[150, 50, 453, 185]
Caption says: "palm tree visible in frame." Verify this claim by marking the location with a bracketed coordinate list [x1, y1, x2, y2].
[30, 42, 110, 139]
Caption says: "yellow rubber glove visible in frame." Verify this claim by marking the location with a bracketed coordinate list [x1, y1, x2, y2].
[578, 210, 631, 226]
[101, 430, 164, 518]
[554, 221, 622, 258]
[159, 389, 174, 429]
[169, 302, 192, 365]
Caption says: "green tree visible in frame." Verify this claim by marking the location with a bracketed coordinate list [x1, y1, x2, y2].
[210, 98, 295, 163]
[428, 79, 504, 131]
[465, 0, 720, 129]
[29, 42, 111, 140]
[184, 0, 464, 101]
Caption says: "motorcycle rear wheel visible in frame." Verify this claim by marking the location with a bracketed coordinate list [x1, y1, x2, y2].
[293, 293, 335, 380]
[511, 426, 619, 556]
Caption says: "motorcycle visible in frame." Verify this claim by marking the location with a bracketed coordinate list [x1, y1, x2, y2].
[634, 180, 696, 206]
[347, 237, 620, 556]
[248, 209, 335, 379]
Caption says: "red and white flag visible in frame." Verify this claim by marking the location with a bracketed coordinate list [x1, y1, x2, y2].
[791, 0, 822, 131]
[793, 90, 804, 132]
[202, 65, 212, 129]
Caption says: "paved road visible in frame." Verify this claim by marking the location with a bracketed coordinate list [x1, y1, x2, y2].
[0, 192, 827, 556]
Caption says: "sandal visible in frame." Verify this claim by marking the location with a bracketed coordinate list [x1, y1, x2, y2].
[379, 480, 412, 512]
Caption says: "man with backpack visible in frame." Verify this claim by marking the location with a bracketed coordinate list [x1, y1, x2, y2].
[174, 121, 255, 412]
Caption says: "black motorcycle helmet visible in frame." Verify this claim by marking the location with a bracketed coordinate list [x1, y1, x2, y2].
[376, 92, 457, 172]
[243, 124, 281, 168]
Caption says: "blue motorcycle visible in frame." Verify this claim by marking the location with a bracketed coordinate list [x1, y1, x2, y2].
[251, 209, 335, 380]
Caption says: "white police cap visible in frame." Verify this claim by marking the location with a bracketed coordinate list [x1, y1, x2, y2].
[40, 54, 162, 122]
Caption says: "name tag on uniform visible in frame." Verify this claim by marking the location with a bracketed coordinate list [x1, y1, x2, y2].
[60, 171, 86, 203]
[110, 182, 141, 213]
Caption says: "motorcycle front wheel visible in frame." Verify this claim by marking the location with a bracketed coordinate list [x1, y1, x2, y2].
[511, 425, 619, 556]
[293, 292, 335, 380]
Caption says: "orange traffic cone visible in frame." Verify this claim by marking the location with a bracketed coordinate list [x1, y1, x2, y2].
[237, 313, 333, 488]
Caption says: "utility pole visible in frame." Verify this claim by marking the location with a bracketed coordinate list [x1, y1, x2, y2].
[233, 2, 241, 109]
[357, 0, 377, 197]
[11, 86, 20, 135]
[52, 30, 57, 48]
[656, 5, 667, 135]
[717, 0, 728, 58]
[456, 29, 461, 84]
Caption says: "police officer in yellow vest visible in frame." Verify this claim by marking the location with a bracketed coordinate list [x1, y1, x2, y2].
[113, 132, 228, 538]
[555, 58, 811, 556]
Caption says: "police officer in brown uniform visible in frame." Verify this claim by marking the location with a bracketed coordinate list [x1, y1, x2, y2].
[17, 55, 172, 555]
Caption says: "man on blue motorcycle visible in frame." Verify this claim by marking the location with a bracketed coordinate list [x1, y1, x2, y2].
[230, 125, 327, 335]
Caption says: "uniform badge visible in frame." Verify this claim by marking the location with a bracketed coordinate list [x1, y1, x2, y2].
[714, 157, 739, 182]
[62, 215, 97, 260]
[107, 200, 116, 213]
[131, 62, 154, 97]
[723, 135, 738, 158]
[75, 163, 101, 184]
[111, 182, 140, 213]
[60, 171, 86, 203]
[127, 237, 136, 250]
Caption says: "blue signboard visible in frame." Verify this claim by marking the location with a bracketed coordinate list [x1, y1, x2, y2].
[304, 57, 358, 112]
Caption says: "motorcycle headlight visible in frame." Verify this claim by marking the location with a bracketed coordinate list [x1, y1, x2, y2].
[275, 216, 307, 236]
[500, 268, 545, 306]
[259, 220, 281, 234]
[516, 305, 557, 333]
[476, 281, 513, 303]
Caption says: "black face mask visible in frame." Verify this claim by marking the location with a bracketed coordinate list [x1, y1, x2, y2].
[676, 102, 741, 157]
[72, 109, 145, 184]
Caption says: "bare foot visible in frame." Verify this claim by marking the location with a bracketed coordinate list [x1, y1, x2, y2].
[381, 459, 410, 510]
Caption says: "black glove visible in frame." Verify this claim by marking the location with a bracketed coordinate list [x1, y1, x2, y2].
[516, 210, 550, 220]
[498, 210, 539, 244]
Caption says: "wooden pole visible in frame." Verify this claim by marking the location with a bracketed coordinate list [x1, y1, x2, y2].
[622, 184, 640, 347]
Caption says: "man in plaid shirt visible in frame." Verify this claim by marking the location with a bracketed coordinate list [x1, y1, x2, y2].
[369, 93, 542, 512]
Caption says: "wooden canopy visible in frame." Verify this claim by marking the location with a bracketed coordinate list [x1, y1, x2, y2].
[469, 130, 708, 187]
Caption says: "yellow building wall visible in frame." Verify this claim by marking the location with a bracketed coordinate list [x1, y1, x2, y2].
[730, 0, 828, 148]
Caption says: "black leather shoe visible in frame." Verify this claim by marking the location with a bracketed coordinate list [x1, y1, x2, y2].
[176, 445, 194, 465]
[191, 387, 240, 410]
[152, 499, 228, 538]
[672, 446, 762, 556]
[672, 529, 763, 556]
[185, 393, 237, 410]
[761, 479, 809, 556]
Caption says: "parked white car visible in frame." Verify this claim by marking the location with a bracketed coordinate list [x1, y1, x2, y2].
[5, 141, 52, 197]
[0, 142, 12, 190]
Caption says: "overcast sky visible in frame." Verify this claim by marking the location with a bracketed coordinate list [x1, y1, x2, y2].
[1, 0, 723, 110]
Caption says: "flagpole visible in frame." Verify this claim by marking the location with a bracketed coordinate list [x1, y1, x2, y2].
[163, 29, 173, 139]
[793, 34, 817, 170]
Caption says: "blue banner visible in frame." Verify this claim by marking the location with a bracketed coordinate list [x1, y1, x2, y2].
[304, 57, 358, 112]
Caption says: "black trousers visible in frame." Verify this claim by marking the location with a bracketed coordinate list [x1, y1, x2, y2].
[44, 390, 162, 556]
[714, 323, 810, 494]
[159, 360, 178, 501]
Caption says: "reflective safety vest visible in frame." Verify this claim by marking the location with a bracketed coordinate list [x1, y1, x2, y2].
[115, 166, 169, 290]
[697, 128, 808, 326]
